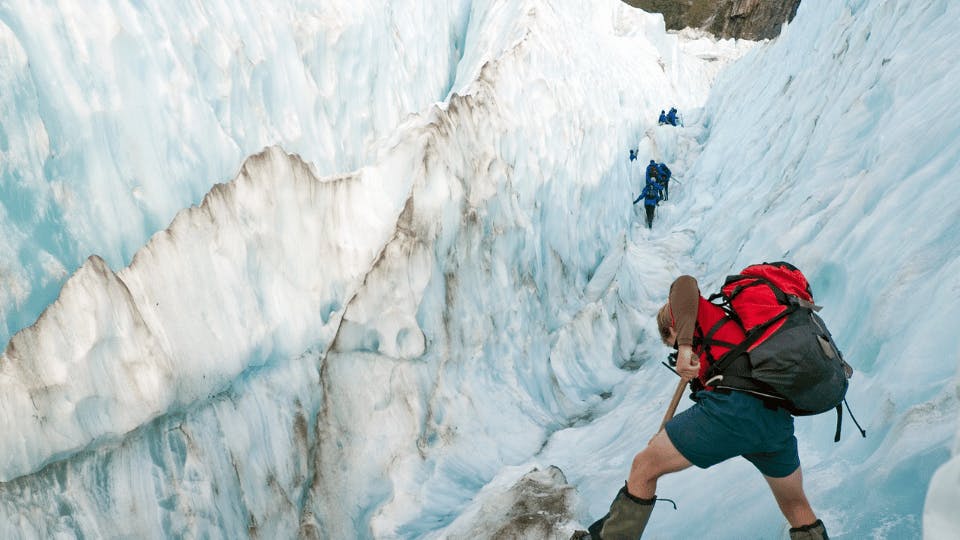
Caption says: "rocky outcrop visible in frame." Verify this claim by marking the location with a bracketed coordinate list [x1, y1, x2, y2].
[623, 0, 801, 40]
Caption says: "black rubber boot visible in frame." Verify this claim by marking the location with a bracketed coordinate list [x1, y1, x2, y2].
[583, 484, 656, 540]
[789, 519, 829, 540]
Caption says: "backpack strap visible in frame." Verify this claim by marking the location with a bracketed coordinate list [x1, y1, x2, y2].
[833, 404, 842, 442]
[838, 397, 867, 441]
[695, 318, 741, 365]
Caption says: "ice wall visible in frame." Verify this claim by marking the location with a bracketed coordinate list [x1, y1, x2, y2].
[0, 0, 473, 345]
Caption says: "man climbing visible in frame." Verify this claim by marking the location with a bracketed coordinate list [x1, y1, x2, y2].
[633, 181, 662, 229]
[658, 110, 668, 125]
[645, 160, 660, 185]
[656, 162, 671, 201]
[574, 275, 829, 539]
[629, 149, 638, 162]
[666, 107, 679, 126]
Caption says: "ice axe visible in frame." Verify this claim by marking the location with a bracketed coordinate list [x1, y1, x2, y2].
[658, 378, 688, 432]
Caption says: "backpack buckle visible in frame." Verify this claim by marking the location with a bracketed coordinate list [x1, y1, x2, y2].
[787, 295, 822, 311]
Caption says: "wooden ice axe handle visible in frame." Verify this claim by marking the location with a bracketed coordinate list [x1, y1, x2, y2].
[659, 379, 688, 431]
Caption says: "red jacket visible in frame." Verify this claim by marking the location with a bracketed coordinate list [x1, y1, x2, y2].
[668, 276, 746, 387]
[690, 296, 745, 384]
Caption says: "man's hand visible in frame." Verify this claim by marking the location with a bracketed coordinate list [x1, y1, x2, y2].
[675, 345, 700, 381]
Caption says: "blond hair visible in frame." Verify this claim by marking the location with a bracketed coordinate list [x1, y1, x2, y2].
[656, 303, 672, 343]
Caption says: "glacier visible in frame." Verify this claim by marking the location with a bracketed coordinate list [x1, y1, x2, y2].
[0, 0, 958, 539]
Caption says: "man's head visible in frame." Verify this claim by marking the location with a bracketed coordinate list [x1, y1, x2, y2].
[657, 303, 675, 346]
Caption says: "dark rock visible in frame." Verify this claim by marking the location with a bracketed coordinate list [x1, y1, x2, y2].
[622, 0, 801, 40]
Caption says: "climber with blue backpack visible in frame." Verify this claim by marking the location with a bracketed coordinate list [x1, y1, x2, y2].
[645, 160, 660, 185]
[572, 262, 864, 540]
[666, 107, 679, 126]
[656, 162, 671, 201]
[633, 181, 662, 229]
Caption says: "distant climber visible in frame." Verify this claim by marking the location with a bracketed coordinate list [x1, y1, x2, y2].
[666, 107, 679, 126]
[629, 149, 638, 162]
[633, 181, 662, 229]
[572, 274, 831, 540]
[645, 160, 660, 184]
[658, 110, 668, 125]
[656, 162, 672, 201]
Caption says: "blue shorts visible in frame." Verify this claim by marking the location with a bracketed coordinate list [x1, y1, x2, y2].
[664, 389, 800, 478]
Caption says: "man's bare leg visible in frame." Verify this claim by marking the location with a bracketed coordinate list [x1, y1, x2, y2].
[626, 429, 693, 498]
[578, 430, 692, 539]
[764, 467, 818, 527]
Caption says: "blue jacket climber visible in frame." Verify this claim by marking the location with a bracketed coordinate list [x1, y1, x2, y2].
[657, 163, 673, 201]
[656, 163, 672, 201]
[666, 107, 678, 126]
[657, 163, 671, 181]
[645, 160, 660, 183]
[633, 182, 662, 229]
